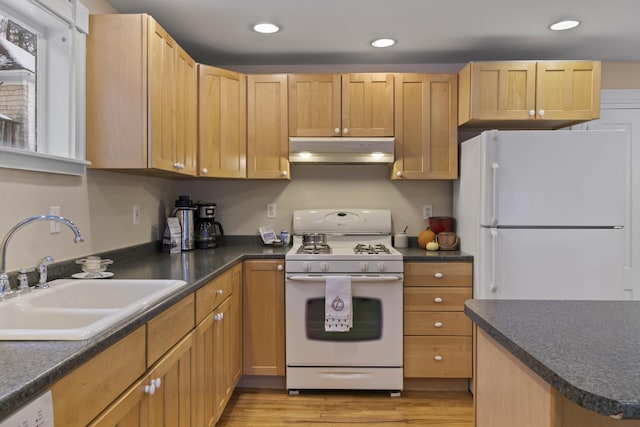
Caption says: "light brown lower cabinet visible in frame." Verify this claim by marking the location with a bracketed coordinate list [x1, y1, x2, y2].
[242, 259, 285, 376]
[49, 263, 245, 427]
[89, 331, 196, 426]
[194, 263, 243, 426]
[475, 327, 640, 427]
[403, 262, 473, 379]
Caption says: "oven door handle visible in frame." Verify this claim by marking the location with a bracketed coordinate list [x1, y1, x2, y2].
[286, 275, 402, 282]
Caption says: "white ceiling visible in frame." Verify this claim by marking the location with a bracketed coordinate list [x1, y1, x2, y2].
[106, 0, 640, 67]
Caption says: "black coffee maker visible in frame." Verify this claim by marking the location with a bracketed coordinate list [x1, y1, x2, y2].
[195, 203, 224, 248]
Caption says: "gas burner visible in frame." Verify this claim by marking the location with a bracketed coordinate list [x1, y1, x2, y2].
[353, 244, 392, 255]
[296, 243, 332, 255]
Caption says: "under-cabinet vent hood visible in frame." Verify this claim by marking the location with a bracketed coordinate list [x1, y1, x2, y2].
[289, 137, 395, 164]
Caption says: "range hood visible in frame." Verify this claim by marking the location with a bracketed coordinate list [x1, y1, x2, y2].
[289, 137, 395, 164]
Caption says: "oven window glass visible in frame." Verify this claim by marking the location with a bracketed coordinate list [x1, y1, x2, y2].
[305, 297, 382, 341]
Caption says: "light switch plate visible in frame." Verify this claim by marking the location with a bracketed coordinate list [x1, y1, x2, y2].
[49, 206, 60, 233]
[422, 205, 432, 220]
[267, 203, 276, 218]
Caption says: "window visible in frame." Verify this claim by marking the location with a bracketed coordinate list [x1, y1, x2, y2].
[0, 0, 89, 175]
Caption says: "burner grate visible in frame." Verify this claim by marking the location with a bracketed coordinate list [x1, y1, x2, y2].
[296, 243, 332, 255]
[353, 244, 391, 255]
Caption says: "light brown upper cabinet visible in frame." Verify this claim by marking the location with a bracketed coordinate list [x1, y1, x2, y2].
[197, 65, 247, 178]
[87, 14, 197, 176]
[458, 61, 601, 130]
[392, 74, 458, 180]
[288, 73, 394, 137]
[247, 74, 290, 179]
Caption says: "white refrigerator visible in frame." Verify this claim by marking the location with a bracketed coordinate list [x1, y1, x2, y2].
[453, 130, 628, 300]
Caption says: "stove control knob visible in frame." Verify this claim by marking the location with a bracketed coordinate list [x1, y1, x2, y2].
[377, 262, 386, 272]
[320, 262, 330, 272]
[302, 262, 311, 272]
[359, 262, 369, 272]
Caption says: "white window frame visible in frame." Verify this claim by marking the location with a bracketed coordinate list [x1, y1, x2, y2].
[0, 0, 89, 175]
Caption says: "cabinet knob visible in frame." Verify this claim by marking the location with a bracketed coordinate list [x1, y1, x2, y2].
[434, 322, 443, 328]
[144, 384, 156, 395]
[152, 378, 161, 389]
[216, 289, 223, 296]
[201, 168, 208, 175]
[343, 128, 349, 134]
[214, 313, 223, 321]
[174, 162, 180, 168]
[396, 171, 403, 177]
[434, 297, 443, 303]
[277, 264, 283, 271]
[281, 170, 288, 177]
[334, 128, 340, 134]
[529, 109, 535, 117]
[538, 109, 545, 117]
[434, 272, 443, 279]
[434, 355, 443, 361]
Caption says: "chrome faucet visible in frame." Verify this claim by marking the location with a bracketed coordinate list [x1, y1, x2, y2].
[0, 215, 84, 298]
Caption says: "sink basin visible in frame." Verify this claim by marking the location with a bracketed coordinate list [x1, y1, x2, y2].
[0, 279, 186, 340]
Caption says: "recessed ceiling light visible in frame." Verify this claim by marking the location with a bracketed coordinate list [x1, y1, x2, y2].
[549, 20, 580, 31]
[253, 23, 280, 34]
[371, 38, 396, 48]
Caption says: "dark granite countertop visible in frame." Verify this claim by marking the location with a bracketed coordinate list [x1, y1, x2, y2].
[465, 299, 640, 420]
[0, 238, 471, 420]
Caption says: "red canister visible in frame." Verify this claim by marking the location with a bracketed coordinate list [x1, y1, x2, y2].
[428, 216, 455, 235]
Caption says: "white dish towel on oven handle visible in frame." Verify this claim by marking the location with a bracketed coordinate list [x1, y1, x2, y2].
[325, 276, 352, 332]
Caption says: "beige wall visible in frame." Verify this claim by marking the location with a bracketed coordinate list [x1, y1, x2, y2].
[602, 62, 640, 89]
[181, 166, 452, 237]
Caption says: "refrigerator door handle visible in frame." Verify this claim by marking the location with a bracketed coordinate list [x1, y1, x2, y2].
[491, 162, 499, 226]
[490, 228, 498, 294]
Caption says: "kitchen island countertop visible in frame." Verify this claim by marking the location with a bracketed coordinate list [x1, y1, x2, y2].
[0, 239, 471, 421]
[465, 299, 640, 420]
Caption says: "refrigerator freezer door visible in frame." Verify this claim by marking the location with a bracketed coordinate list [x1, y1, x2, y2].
[477, 227, 625, 300]
[479, 130, 627, 227]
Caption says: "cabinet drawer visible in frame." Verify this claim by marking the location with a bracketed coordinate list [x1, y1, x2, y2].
[196, 267, 233, 323]
[404, 287, 472, 311]
[51, 327, 146, 427]
[404, 311, 472, 336]
[404, 336, 472, 378]
[404, 262, 472, 287]
[147, 294, 195, 366]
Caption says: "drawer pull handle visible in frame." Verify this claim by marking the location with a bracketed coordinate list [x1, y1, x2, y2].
[434, 355, 443, 361]
[434, 297, 443, 303]
[434, 322, 443, 328]
[434, 272, 444, 279]
[216, 289, 223, 295]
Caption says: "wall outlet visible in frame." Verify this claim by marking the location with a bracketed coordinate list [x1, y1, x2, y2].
[423, 204, 433, 220]
[49, 206, 61, 233]
[266, 203, 276, 218]
[132, 204, 140, 225]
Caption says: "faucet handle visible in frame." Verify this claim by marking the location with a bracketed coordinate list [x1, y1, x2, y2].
[36, 256, 54, 289]
[17, 267, 36, 294]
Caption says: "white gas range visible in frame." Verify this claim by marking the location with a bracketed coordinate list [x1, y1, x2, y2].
[285, 209, 404, 395]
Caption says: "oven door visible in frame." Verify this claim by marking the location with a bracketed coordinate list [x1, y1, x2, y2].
[285, 274, 403, 367]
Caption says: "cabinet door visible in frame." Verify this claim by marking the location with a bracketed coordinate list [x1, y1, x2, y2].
[195, 297, 232, 426]
[90, 332, 195, 427]
[466, 61, 537, 122]
[198, 65, 247, 178]
[247, 74, 290, 179]
[243, 260, 285, 375]
[342, 73, 394, 136]
[148, 18, 178, 172]
[175, 46, 197, 176]
[288, 74, 341, 136]
[392, 73, 458, 180]
[536, 61, 601, 121]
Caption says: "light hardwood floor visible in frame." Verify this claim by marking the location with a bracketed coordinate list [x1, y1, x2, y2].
[218, 388, 474, 426]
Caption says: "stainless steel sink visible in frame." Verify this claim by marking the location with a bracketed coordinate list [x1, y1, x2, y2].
[0, 279, 186, 340]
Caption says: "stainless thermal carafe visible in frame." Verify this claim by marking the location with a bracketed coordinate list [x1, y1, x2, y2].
[172, 195, 196, 251]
